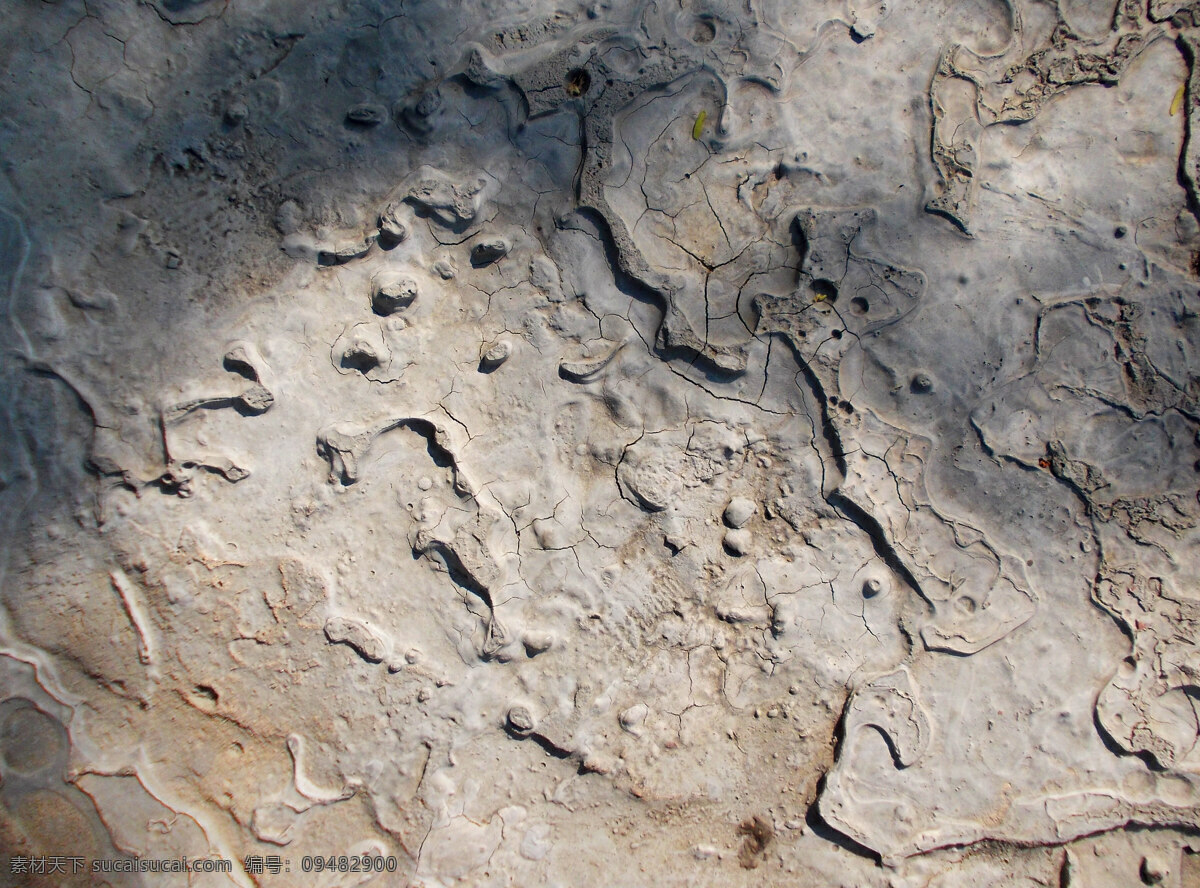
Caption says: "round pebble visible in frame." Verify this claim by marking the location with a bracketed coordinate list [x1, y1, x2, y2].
[522, 630, 554, 656]
[723, 497, 757, 529]
[724, 528, 752, 556]
[507, 704, 537, 735]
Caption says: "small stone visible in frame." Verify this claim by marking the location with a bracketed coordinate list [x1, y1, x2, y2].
[723, 496, 757, 528]
[372, 275, 418, 316]
[399, 87, 442, 133]
[619, 703, 648, 736]
[723, 528, 752, 556]
[237, 384, 274, 415]
[417, 687, 431, 702]
[417, 476, 433, 491]
[432, 259, 456, 279]
[224, 99, 248, 126]
[663, 530, 688, 553]
[276, 200, 303, 235]
[480, 338, 513, 370]
[378, 204, 408, 245]
[341, 340, 379, 373]
[471, 237, 510, 266]
[324, 616, 387, 663]
[407, 171, 485, 227]
[507, 704, 537, 735]
[522, 630, 554, 656]
[910, 372, 934, 394]
[413, 88, 441, 118]
[318, 240, 370, 267]
[346, 103, 387, 126]
[581, 753, 615, 775]
[850, 22, 874, 42]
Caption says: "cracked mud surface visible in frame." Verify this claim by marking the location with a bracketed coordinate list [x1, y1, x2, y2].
[6, 0, 1200, 885]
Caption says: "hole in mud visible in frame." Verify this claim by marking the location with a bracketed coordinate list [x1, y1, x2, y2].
[691, 17, 716, 44]
[565, 68, 591, 97]
[849, 296, 869, 315]
[341, 348, 380, 374]
[812, 278, 839, 301]
[0, 703, 63, 773]
[192, 685, 219, 709]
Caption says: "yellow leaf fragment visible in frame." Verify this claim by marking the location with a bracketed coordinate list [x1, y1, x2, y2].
[1171, 83, 1186, 117]
[692, 110, 707, 140]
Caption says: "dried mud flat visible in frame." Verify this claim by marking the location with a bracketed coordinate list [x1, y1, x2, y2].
[4, 0, 1200, 885]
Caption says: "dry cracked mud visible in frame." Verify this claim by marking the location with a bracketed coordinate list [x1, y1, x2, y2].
[4, 0, 1200, 885]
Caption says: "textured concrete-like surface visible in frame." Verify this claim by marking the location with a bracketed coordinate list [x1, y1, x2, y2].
[4, 0, 1200, 885]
